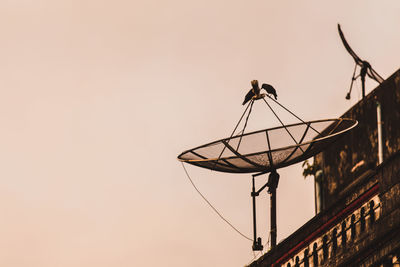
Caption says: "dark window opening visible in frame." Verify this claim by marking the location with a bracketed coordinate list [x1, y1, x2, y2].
[304, 249, 309, 267]
[295, 256, 300, 267]
[360, 207, 366, 232]
[369, 200, 375, 225]
[322, 235, 328, 260]
[341, 221, 347, 247]
[313, 242, 318, 267]
[332, 228, 337, 256]
[351, 214, 356, 239]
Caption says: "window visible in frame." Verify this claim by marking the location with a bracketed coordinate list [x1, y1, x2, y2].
[360, 207, 366, 232]
[332, 228, 337, 256]
[304, 249, 309, 267]
[341, 221, 347, 247]
[369, 200, 375, 225]
[313, 242, 318, 267]
[322, 235, 328, 260]
[351, 214, 356, 239]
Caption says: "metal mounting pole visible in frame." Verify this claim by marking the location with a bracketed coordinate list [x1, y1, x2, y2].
[268, 170, 280, 248]
[361, 75, 366, 99]
[252, 176, 257, 242]
[250, 170, 280, 251]
[251, 174, 263, 251]
[270, 188, 277, 248]
[376, 101, 383, 164]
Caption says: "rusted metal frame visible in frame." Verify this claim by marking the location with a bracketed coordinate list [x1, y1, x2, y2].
[188, 161, 243, 173]
[280, 122, 311, 165]
[221, 140, 265, 169]
[177, 119, 346, 160]
[190, 150, 242, 171]
[218, 159, 243, 170]
[327, 118, 343, 136]
[236, 100, 254, 151]
[212, 100, 253, 170]
[298, 140, 316, 160]
[189, 150, 207, 159]
[265, 130, 275, 169]
[262, 98, 304, 153]
[190, 151, 234, 169]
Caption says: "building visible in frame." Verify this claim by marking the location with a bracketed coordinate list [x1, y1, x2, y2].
[249, 69, 400, 267]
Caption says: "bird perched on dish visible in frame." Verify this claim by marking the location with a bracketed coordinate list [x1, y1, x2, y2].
[242, 80, 278, 105]
[261, 83, 277, 100]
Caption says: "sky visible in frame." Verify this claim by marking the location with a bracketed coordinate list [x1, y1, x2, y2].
[0, 1, 399, 266]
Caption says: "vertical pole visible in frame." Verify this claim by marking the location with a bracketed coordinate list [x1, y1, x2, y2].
[314, 177, 317, 215]
[376, 101, 383, 164]
[270, 188, 277, 248]
[252, 176, 257, 245]
[251, 174, 263, 251]
[268, 170, 279, 249]
[315, 170, 323, 214]
[361, 76, 366, 99]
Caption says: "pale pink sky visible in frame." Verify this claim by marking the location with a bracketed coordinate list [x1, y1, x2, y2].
[0, 1, 399, 266]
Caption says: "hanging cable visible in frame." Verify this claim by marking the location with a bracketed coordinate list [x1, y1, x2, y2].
[181, 162, 253, 242]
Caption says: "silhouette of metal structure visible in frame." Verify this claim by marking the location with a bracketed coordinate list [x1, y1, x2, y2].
[178, 81, 358, 251]
[337, 24, 384, 100]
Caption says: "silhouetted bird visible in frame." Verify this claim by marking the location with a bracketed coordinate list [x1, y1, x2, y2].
[242, 80, 261, 105]
[261, 83, 277, 100]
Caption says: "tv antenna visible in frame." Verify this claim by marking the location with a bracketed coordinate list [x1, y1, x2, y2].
[178, 80, 357, 251]
[337, 24, 384, 100]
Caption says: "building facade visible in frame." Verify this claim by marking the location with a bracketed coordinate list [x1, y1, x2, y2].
[250, 69, 400, 267]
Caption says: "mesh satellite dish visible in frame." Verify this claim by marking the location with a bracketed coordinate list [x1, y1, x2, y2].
[178, 81, 357, 251]
[178, 118, 356, 174]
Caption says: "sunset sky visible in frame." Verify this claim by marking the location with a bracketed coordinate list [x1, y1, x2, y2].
[1, 1, 400, 266]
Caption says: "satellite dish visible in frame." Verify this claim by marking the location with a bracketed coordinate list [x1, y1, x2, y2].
[178, 81, 358, 251]
[337, 24, 384, 99]
[178, 118, 357, 173]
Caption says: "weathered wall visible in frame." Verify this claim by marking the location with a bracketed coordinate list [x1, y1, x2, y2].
[250, 69, 400, 267]
[315, 69, 400, 209]
[250, 151, 400, 267]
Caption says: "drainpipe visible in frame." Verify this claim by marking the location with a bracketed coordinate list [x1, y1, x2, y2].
[314, 169, 323, 214]
[376, 101, 383, 164]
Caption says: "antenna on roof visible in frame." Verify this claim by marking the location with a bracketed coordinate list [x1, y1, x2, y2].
[337, 24, 384, 99]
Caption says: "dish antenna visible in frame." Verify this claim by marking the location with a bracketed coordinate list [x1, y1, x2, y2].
[337, 24, 384, 100]
[178, 81, 357, 251]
